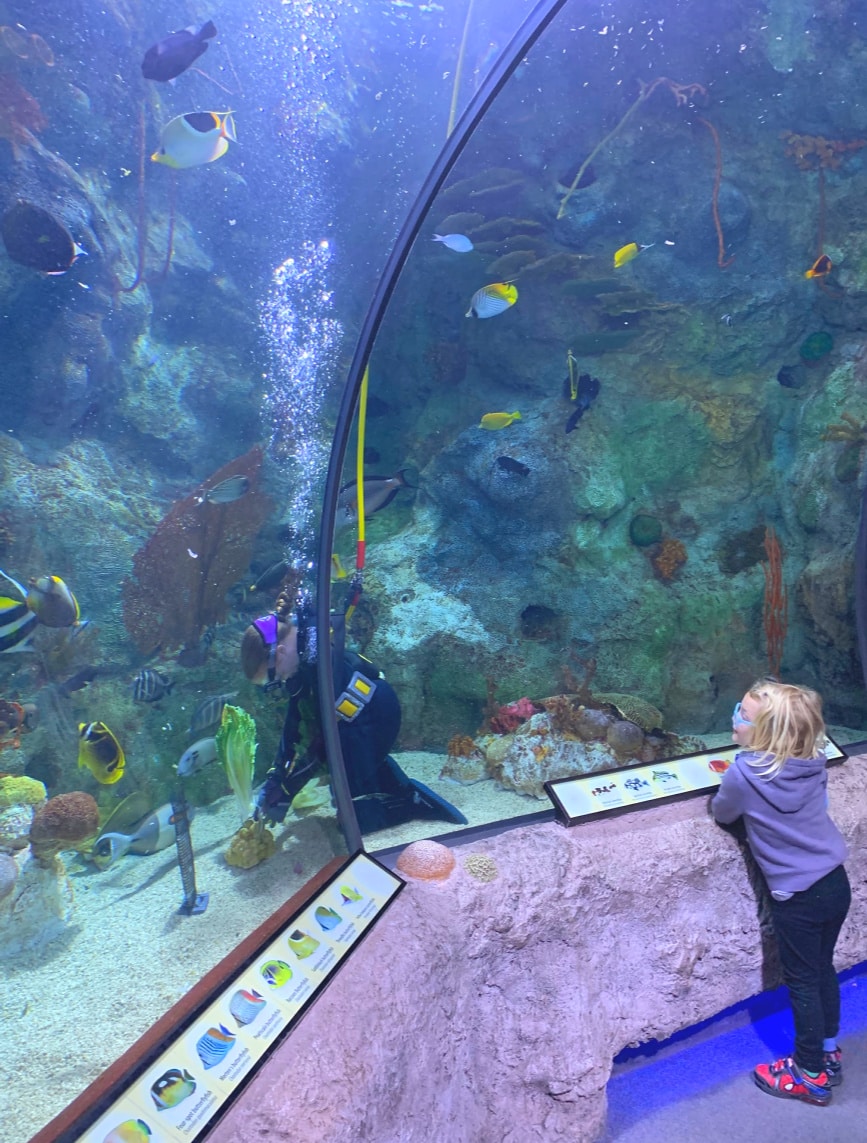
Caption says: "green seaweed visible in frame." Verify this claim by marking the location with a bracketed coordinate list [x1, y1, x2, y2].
[216, 705, 257, 823]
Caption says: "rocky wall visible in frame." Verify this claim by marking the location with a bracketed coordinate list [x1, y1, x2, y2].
[206, 755, 867, 1143]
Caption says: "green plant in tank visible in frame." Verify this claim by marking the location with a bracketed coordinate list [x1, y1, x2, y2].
[216, 704, 257, 822]
[798, 331, 833, 362]
[629, 514, 663, 548]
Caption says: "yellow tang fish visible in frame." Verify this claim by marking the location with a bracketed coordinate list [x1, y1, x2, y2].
[466, 282, 518, 319]
[78, 721, 126, 785]
[480, 411, 522, 430]
[613, 241, 654, 269]
[152, 110, 237, 170]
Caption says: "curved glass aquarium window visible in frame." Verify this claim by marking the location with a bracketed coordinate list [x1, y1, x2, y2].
[0, 0, 531, 1140]
[328, 0, 867, 850]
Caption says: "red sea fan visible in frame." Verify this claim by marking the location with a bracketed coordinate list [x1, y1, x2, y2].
[0, 73, 47, 155]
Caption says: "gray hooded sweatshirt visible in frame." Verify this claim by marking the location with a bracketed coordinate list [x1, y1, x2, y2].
[711, 750, 847, 895]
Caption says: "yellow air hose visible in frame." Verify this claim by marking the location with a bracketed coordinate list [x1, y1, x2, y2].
[343, 366, 369, 624]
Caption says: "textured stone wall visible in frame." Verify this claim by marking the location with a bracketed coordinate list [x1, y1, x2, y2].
[207, 756, 867, 1143]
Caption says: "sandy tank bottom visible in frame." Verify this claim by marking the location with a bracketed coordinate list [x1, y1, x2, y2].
[0, 750, 533, 1143]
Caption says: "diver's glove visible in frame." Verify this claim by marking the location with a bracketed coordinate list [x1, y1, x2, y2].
[255, 770, 292, 824]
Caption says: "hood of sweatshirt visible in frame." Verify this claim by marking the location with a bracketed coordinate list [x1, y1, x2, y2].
[736, 751, 827, 813]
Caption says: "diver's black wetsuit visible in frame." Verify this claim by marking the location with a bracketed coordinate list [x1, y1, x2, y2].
[258, 650, 466, 833]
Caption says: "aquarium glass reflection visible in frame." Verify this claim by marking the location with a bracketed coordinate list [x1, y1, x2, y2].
[2, 0, 867, 1140]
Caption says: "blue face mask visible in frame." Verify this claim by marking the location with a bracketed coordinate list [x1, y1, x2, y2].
[732, 701, 753, 728]
[252, 613, 279, 687]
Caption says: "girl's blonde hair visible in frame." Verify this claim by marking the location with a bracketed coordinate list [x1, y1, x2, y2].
[743, 679, 826, 779]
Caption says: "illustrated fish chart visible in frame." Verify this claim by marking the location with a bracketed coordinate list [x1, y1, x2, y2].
[546, 738, 846, 826]
[75, 853, 401, 1143]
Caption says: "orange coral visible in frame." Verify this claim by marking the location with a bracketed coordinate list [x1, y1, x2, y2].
[30, 791, 99, 865]
[396, 840, 456, 881]
[781, 132, 866, 171]
[446, 734, 478, 758]
[651, 538, 687, 581]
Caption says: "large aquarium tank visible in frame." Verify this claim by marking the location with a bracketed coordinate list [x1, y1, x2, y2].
[2, 0, 866, 1139]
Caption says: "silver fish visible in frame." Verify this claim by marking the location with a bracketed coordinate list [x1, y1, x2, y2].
[177, 736, 218, 778]
[335, 471, 411, 531]
[188, 691, 237, 735]
[91, 803, 192, 869]
[131, 668, 173, 702]
[203, 475, 249, 504]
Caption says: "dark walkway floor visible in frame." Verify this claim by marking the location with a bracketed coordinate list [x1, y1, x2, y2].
[604, 965, 867, 1143]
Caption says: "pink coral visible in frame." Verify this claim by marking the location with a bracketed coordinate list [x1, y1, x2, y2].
[490, 696, 539, 734]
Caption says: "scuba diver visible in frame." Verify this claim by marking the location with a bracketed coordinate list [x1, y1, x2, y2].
[241, 588, 467, 833]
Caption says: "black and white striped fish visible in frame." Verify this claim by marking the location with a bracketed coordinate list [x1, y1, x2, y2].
[0, 593, 37, 653]
[187, 691, 237, 735]
[131, 668, 174, 703]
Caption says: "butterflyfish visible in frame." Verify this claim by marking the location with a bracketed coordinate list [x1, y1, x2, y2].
[613, 242, 654, 269]
[199, 474, 249, 504]
[152, 111, 237, 170]
[805, 253, 832, 279]
[465, 282, 518, 318]
[480, 411, 521, 430]
[433, 233, 474, 253]
[142, 21, 217, 82]
[150, 1068, 196, 1111]
[103, 1121, 153, 1143]
[78, 721, 126, 785]
[1, 201, 87, 275]
[330, 552, 349, 580]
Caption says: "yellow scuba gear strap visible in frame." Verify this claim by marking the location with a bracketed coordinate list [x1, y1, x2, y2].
[343, 365, 369, 625]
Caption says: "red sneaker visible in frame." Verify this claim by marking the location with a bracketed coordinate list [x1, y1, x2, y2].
[752, 1056, 832, 1106]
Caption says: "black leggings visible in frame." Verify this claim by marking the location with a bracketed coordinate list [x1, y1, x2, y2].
[768, 864, 851, 1073]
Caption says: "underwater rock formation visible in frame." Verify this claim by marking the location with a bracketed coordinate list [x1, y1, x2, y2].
[224, 820, 276, 869]
[442, 702, 703, 799]
[0, 849, 75, 959]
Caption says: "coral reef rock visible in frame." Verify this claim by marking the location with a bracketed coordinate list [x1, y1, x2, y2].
[0, 851, 74, 959]
[225, 820, 276, 869]
[482, 707, 703, 798]
[206, 756, 867, 1143]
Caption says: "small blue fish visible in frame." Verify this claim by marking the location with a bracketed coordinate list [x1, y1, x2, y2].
[433, 232, 474, 253]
